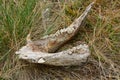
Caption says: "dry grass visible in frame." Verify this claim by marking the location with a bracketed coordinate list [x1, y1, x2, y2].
[0, 0, 120, 80]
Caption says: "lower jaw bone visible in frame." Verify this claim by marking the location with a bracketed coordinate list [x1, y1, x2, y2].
[16, 44, 90, 66]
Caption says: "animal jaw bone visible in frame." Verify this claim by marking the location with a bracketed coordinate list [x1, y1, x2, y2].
[26, 2, 94, 53]
[16, 2, 94, 66]
[16, 44, 90, 66]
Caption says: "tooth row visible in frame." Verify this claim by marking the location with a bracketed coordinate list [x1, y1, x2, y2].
[55, 27, 75, 36]
[42, 25, 76, 39]
[65, 44, 89, 54]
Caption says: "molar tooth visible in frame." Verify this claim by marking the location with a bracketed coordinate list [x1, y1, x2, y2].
[73, 47, 77, 50]
[68, 51, 72, 55]
[54, 32, 59, 37]
[79, 45, 82, 48]
[56, 30, 60, 35]
[71, 27, 75, 31]
[76, 46, 80, 50]
[62, 28, 67, 32]
[67, 28, 73, 34]
[60, 29, 63, 33]
[68, 26, 74, 31]
[64, 29, 68, 32]
[60, 28, 66, 33]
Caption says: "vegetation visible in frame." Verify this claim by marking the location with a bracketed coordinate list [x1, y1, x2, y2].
[0, 0, 120, 80]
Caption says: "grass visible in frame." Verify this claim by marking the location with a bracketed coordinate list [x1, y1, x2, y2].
[0, 0, 120, 80]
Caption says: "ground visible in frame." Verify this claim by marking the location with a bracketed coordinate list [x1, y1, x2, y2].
[0, 0, 120, 80]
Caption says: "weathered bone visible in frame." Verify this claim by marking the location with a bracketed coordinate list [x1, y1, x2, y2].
[16, 44, 90, 66]
[26, 2, 94, 53]
[16, 2, 94, 66]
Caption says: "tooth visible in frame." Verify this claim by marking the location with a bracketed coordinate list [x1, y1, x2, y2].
[63, 28, 67, 32]
[71, 27, 74, 30]
[60, 29, 65, 33]
[76, 46, 80, 50]
[59, 29, 62, 33]
[66, 28, 72, 34]
[56, 30, 60, 36]
[73, 47, 77, 50]
[68, 51, 72, 55]
[54, 33, 59, 37]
